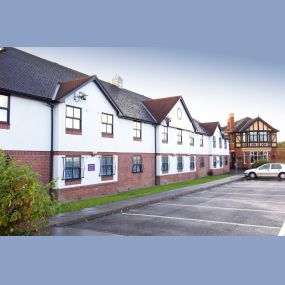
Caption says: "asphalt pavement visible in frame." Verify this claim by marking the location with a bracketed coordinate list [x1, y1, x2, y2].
[49, 178, 285, 236]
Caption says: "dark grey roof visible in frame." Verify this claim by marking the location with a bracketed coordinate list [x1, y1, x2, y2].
[222, 116, 279, 133]
[0, 47, 84, 100]
[192, 119, 210, 135]
[0, 47, 156, 123]
[99, 80, 156, 123]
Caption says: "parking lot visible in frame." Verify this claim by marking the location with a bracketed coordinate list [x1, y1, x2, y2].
[63, 179, 285, 236]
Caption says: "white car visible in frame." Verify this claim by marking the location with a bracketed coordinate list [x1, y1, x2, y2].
[244, 163, 285, 180]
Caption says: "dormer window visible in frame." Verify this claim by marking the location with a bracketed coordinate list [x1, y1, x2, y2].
[0, 94, 10, 124]
[200, 135, 204, 147]
[101, 113, 113, 138]
[189, 131, 194, 146]
[133, 121, 142, 140]
[177, 129, 183, 144]
[66, 105, 81, 130]
[213, 136, 216, 148]
[219, 137, 222, 148]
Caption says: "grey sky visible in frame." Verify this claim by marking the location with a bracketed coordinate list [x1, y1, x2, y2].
[20, 47, 285, 141]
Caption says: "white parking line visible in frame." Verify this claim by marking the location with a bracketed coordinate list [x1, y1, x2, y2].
[122, 212, 280, 229]
[155, 202, 285, 214]
[192, 191, 285, 197]
[278, 222, 285, 236]
[181, 196, 285, 204]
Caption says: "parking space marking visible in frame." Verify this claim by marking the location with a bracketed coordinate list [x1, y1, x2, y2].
[278, 222, 285, 236]
[122, 213, 280, 230]
[192, 191, 285, 197]
[155, 202, 285, 214]
[181, 196, 285, 204]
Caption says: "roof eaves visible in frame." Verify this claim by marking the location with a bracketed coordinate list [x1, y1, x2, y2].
[93, 77, 123, 115]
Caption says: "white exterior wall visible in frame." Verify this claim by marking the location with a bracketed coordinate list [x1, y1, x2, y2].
[54, 154, 118, 189]
[156, 155, 196, 176]
[210, 127, 229, 156]
[0, 96, 51, 151]
[53, 81, 155, 188]
[53, 82, 154, 153]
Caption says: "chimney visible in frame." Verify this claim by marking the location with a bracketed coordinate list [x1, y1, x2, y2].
[228, 113, 235, 132]
[112, 74, 123, 88]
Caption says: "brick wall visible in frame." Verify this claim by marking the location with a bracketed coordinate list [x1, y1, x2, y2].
[157, 172, 197, 185]
[4, 150, 230, 202]
[118, 153, 155, 191]
[58, 181, 118, 201]
[4, 150, 51, 184]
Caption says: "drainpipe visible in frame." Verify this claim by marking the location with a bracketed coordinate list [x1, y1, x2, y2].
[49, 102, 54, 197]
[154, 125, 157, 185]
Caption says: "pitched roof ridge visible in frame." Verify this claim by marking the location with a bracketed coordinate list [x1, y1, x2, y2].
[99, 79, 151, 100]
[9, 47, 87, 77]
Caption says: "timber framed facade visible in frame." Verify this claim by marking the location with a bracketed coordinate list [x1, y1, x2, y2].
[223, 114, 278, 169]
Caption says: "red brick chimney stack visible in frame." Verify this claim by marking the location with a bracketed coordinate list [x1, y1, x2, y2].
[228, 113, 235, 132]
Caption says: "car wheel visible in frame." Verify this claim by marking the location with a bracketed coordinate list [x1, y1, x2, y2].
[249, 172, 257, 179]
[279, 173, 285, 180]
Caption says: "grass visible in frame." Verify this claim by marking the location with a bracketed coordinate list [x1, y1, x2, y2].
[58, 174, 233, 214]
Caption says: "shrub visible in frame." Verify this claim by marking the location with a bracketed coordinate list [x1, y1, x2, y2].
[250, 160, 269, 169]
[207, 170, 213, 176]
[0, 150, 58, 235]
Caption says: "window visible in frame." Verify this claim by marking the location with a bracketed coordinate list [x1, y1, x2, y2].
[101, 113, 113, 134]
[213, 156, 217, 168]
[0, 94, 9, 124]
[200, 135, 204, 147]
[132, 156, 143, 173]
[200, 157, 205, 168]
[259, 164, 270, 170]
[177, 108, 182, 119]
[189, 131, 194, 146]
[250, 151, 268, 163]
[224, 139, 227, 149]
[271, 164, 282, 170]
[100, 156, 114, 176]
[213, 136, 216, 148]
[190, 156, 196, 171]
[162, 126, 168, 142]
[259, 132, 269, 142]
[249, 132, 258, 142]
[63, 156, 82, 180]
[66, 105, 81, 130]
[161, 156, 169, 171]
[224, 156, 228, 166]
[219, 137, 222, 148]
[219, 156, 223, 167]
[177, 129, 183, 144]
[133, 121, 142, 139]
[177, 156, 183, 170]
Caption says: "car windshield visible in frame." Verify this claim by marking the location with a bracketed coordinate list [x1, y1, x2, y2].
[258, 164, 270, 170]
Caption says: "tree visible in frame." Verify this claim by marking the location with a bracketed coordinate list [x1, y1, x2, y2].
[277, 141, 285, 148]
[0, 150, 58, 235]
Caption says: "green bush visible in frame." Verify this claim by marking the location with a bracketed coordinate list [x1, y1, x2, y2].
[0, 150, 58, 235]
[250, 160, 269, 169]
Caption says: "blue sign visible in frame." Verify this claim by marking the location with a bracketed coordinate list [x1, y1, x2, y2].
[88, 164, 95, 171]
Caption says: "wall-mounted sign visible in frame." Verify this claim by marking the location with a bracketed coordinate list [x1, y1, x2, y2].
[88, 164, 95, 171]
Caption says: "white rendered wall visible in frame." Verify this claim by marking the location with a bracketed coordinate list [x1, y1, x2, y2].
[53, 154, 118, 189]
[53, 82, 155, 153]
[209, 127, 229, 156]
[0, 96, 51, 151]
[156, 155, 196, 176]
